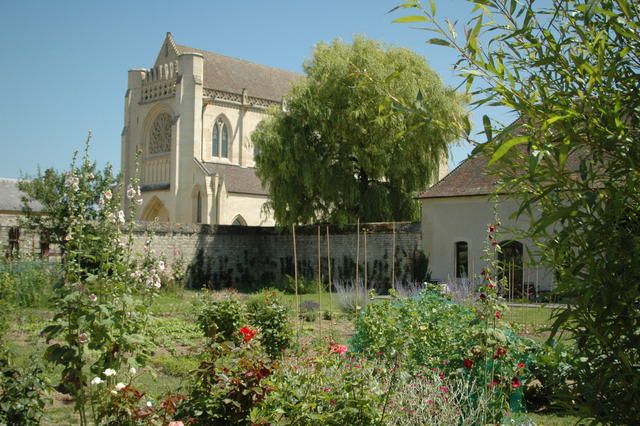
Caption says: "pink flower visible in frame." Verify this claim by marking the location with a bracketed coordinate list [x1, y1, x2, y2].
[168, 422, 185, 426]
[512, 377, 521, 389]
[78, 333, 89, 344]
[88, 294, 97, 303]
[329, 343, 348, 354]
[495, 311, 502, 319]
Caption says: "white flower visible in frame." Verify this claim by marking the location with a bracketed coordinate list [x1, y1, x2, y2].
[88, 172, 95, 180]
[118, 210, 125, 224]
[103, 368, 117, 377]
[146, 401, 153, 408]
[88, 293, 97, 303]
[135, 197, 143, 205]
[126, 184, 137, 200]
[158, 261, 165, 272]
[104, 189, 113, 200]
[579, 357, 589, 363]
[136, 186, 142, 197]
[129, 367, 137, 375]
[90, 377, 104, 385]
[115, 382, 126, 391]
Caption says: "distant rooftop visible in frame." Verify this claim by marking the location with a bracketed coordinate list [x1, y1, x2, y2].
[174, 40, 302, 103]
[200, 163, 268, 196]
[0, 178, 44, 212]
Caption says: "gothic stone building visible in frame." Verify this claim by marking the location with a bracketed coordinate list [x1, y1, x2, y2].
[122, 33, 299, 225]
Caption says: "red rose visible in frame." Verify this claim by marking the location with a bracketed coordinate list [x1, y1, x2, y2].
[495, 311, 502, 319]
[239, 326, 256, 342]
[512, 377, 521, 389]
[463, 359, 474, 369]
[517, 362, 525, 370]
[493, 346, 507, 359]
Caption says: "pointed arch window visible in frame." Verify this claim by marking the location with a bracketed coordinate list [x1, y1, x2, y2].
[213, 118, 230, 159]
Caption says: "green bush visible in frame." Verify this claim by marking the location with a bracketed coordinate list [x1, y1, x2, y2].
[246, 290, 292, 358]
[197, 294, 247, 344]
[252, 350, 383, 425]
[351, 288, 535, 420]
[0, 350, 48, 425]
[525, 341, 576, 411]
[178, 341, 275, 425]
[272, 275, 319, 295]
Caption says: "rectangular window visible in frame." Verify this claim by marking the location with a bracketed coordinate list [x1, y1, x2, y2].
[455, 241, 468, 278]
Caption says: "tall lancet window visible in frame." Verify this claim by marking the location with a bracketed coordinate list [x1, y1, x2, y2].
[213, 118, 230, 159]
[196, 191, 202, 223]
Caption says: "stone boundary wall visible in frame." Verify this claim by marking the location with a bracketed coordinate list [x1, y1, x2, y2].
[131, 222, 425, 291]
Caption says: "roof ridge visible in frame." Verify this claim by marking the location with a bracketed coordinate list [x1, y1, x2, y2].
[175, 43, 301, 76]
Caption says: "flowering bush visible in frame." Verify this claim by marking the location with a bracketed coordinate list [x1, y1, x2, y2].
[196, 294, 247, 344]
[177, 337, 275, 425]
[36, 142, 161, 425]
[251, 346, 384, 425]
[246, 289, 292, 358]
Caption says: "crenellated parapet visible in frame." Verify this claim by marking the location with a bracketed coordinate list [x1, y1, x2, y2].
[141, 60, 179, 103]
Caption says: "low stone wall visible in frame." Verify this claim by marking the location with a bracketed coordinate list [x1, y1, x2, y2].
[131, 222, 425, 291]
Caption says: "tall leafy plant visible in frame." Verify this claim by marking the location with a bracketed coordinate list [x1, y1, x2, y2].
[393, 1, 640, 422]
[38, 138, 161, 425]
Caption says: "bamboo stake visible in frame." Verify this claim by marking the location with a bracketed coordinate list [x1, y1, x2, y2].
[292, 224, 300, 346]
[391, 222, 396, 290]
[317, 225, 322, 337]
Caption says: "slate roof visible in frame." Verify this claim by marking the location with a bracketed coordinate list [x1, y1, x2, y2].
[175, 44, 302, 102]
[201, 163, 268, 196]
[418, 154, 497, 199]
[0, 178, 44, 212]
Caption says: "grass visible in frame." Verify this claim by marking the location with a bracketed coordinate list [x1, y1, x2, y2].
[2, 287, 580, 425]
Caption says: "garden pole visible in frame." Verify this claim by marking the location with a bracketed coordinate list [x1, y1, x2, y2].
[292, 224, 300, 346]
[317, 225, 322, 337]
[392, 222, 396, 290]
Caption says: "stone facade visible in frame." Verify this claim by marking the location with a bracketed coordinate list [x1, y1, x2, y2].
[121, 33, 300, 226]
[131, 221, 425, 290]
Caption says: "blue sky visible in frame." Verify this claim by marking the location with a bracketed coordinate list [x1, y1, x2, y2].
[0, 0, 512, 179]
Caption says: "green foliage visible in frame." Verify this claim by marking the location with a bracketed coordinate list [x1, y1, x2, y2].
[252, 350, 384, 425]
[351, 287, 534, 421]
[197, 294, 247, 344]
[525, 341, 576, 411]
[33, 138, 160, 425]
[272, 275, 318, 295]
[393, 0, 640, 422]
[253, 36, 467, 224]
[178, 341, 275, 425]
[0, 261, 61, 308]
[0, 350, 48, 426]
[246, 290, 292, 358]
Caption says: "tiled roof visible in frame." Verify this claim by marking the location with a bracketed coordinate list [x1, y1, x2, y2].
[201, 163, 268, 196]
[0, 178, 44, 212]
[175, 44, 302, 103]
[418, 154, 498, 199]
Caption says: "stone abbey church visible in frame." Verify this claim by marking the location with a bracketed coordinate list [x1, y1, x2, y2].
[122, 33, 300, 226]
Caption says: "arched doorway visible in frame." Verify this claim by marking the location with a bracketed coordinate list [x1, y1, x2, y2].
[231, 215, 247, 226]
[498, 240, 523, 299]
[141, 197, 170, 222]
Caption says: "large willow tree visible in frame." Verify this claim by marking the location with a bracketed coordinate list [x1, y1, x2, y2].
[253, 36, 467, 225]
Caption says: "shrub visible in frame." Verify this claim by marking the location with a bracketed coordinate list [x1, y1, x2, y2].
[333, 280, 368, 314]
[272, 275, 318, 295]
[525, 341, 576, 411]
[246, 290, 292, 358]
[251, 348, 383, 425]
[178, 340, 275, 425]
[0, 261, 61, 309]
[351, 287, 535, 421]
[197, 294, 247, 344]
[0, 350, 48, 425]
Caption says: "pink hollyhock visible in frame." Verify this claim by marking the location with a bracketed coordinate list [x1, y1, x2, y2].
[330, 343, 348, 354]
